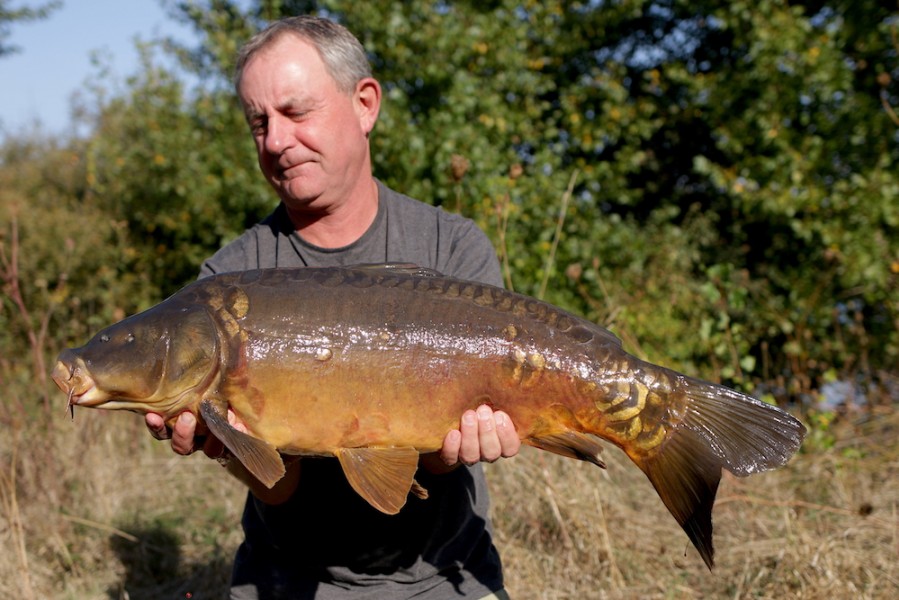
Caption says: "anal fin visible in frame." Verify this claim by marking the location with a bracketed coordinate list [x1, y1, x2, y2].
[199, 399, 285, 488]
[335, 447, 422, 514]
[525, 431, 606, 468]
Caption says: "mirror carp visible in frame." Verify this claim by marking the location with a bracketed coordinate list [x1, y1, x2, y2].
[51, 264, 805, 568]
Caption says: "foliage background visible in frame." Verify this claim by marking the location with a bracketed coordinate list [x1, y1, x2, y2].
[1, 0, 897, 598]
[5, 0, 896, 392]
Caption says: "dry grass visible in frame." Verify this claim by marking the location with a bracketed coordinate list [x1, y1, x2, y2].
[0, 411, 247, 599]
[490, 407, 899, 599]
[1, 402, 897, 599]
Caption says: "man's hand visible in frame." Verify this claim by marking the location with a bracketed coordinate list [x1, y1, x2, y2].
[439, 404, 521, 467]
[145, 411, 234, 460]
[149, 404, 520, 482]
[146, 410, 299, 504]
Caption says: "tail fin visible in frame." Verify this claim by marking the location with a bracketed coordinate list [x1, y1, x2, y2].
[634, 376, 806, 569]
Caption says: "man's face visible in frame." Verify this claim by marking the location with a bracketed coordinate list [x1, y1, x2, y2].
[238, 35, 376, 214]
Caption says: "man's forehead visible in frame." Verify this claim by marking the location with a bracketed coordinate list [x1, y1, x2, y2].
[240, 34, 324, 82]
[238, 40, 341, 107]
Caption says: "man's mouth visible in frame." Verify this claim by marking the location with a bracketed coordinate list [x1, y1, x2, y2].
[276, 156, 317, 179]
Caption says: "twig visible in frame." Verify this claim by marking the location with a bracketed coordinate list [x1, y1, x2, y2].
[882, 22, 899, 126]
[542, 481, 574, 550]
[594, 488, 625, 589]
[59, 513, 140, 543]
[717, 494, 899, 528]
[0, 213, 70, 417]
[538, 169, 579, 300]
[0, 442, 36, 600]
[494, 192, 515, 292]
[882, 92, 899, 127]
[0, 215, 51, 412]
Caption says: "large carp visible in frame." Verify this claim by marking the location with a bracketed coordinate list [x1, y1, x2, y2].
[51, 264, 805, 568]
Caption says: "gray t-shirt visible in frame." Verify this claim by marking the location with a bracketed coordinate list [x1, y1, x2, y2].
[204, 181, 506, 600]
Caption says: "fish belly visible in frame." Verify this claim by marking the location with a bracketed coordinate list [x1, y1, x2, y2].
[232, 336, 584, 455]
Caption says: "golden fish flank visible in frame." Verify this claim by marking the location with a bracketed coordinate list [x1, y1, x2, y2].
[50, 264, 806, 570]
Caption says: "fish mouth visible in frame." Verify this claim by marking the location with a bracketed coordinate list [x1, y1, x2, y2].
[66, 384, 110, 407]
[51, 357, 110, 411]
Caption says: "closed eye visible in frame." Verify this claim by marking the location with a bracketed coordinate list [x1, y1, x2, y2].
[249, 117, 267, 136]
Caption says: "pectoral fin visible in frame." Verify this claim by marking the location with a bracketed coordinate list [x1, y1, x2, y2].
[525, 431, 606, 468]
[335, 447, 422, 514]
[199, 398, 285, 488]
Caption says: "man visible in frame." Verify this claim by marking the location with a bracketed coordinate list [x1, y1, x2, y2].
[145, 16, 521, 599]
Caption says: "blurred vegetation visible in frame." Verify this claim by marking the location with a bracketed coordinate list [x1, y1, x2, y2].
[3, 0, 896, 404]
[1, 2, 897, 597]
[0, 0, 60, 57]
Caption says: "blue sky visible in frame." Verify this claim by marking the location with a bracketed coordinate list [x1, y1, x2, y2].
[0, 0, 197, 139]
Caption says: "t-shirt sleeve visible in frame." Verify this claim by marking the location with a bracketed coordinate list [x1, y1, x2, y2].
[198, 234, 254, 279]
[381, 183, 504, 289]
[439, 218, 504, 289]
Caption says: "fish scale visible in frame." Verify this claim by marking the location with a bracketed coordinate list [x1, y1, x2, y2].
[51, 263, 805, 569]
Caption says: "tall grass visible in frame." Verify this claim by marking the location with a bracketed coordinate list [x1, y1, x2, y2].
[2, 385, 897, 598]
[0, 406, 247, 599]
[489, 404, 899, 599]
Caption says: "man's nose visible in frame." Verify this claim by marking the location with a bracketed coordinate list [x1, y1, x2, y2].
[263, 116, 292, 154]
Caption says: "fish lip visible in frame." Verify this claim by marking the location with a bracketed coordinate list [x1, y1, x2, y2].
[68, 384, 109, 407]
[51, 358, 108, 406]
[51, 358, 76, 391]
[60, 379, 110, 407]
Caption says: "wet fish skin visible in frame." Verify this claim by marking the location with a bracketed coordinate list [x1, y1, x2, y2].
[51, 264, 806, 569]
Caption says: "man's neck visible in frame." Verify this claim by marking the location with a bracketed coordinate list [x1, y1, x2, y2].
[285, 178, 379, 249]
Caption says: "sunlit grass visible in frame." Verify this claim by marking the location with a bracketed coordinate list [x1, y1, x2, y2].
[2, 398, 897, 599]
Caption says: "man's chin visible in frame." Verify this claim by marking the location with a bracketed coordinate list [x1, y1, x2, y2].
[273, 178, 323, 206]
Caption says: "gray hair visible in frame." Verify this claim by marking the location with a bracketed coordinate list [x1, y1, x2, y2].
[234, 16, 372, 95]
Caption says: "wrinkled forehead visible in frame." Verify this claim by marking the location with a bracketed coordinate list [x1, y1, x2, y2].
[246, 40, 343, 97]
[237, 32, 335, 92]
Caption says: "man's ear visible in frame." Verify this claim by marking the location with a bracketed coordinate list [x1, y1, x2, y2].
[354, 77, 382, 135]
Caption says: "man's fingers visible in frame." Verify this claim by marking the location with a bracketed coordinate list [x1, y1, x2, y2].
[475, 405, 502, 463]
[451, 406, 523, 466]
[458, 409, 480, 465]
[147, 409, 234, 461]
[494, 410, 521, 458]
[171, 412, 199, 455]
[145, 412, 171, 441]
[227, 407, 249, 434]
[439, 429, 462, 465]
[202, 435, 227, 460]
